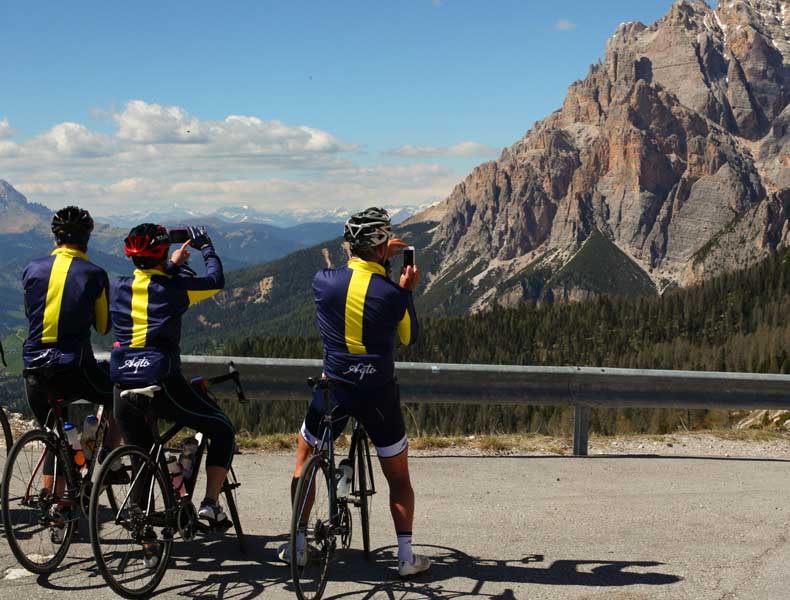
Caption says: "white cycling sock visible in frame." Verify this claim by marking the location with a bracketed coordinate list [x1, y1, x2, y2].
[397, 532, 414, 564]
[296, 531, 307, 553]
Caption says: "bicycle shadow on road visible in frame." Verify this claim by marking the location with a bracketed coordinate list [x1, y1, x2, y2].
[322, 544, 682, 600]
[32, 532, 293, 600]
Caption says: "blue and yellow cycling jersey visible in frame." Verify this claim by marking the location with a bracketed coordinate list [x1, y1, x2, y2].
[314, 258, 418, 387]
[109, 246, 224, 384]
[22, 247, 110, 368]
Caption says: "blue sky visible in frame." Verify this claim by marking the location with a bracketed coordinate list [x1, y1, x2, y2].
[0, 0, 678, 215]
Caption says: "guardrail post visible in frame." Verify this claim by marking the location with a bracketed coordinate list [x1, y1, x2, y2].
[573, 404, 590, 456]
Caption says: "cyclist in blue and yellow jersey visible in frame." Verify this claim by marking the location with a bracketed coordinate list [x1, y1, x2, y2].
[279, 207, 430, 577]
[109, 223, 235, 526]
[22, 206, 123, 538]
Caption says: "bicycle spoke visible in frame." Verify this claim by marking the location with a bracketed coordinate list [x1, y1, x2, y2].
[2, 430, 75, 573]
[292, 456, 334, 600]
[90, 446, 174, 598]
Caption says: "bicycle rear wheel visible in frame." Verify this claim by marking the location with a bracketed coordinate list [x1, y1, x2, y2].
[291, 454, 334, 600]
[89, 445, 174, 599]
[1, 429, 77, 574]
[355, 436, 371, 561]
[223, 466, 246, 553]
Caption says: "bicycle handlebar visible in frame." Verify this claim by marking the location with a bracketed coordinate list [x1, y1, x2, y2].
[199, 362, 247, 403]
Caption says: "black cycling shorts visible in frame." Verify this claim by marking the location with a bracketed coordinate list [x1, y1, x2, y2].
[114, 372, 236, 470]
[301, 380, 407, 458]
[24, 361, 114, 427]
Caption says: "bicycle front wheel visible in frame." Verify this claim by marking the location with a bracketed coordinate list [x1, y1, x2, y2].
[89, 445, 174, 599]
[1, 429, 77, 574]
[291, 454, 334, 600]
[355, 437, 371, 561]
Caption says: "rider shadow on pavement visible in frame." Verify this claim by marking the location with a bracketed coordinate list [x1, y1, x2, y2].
[320, 544, 682, 600]
[34, 532, 293, 600]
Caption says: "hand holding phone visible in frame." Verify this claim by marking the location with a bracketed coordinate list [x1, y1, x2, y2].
[403, 246, 415, 268]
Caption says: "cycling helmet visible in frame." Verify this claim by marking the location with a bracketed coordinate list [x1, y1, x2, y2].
[124, 223, 170, 268]
[51, 206, 94, 246]
[343, 207, 393, 249]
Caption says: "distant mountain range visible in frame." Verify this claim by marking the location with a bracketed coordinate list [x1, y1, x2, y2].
[0, 180, 353, 333]
[94, 202, 432, 229]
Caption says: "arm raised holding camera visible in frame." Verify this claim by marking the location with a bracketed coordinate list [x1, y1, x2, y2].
[171, 228, 225, 305]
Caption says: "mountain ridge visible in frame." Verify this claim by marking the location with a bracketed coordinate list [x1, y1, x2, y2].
[407, 0, 790, 313]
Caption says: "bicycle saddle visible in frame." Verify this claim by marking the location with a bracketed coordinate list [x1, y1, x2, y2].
[119, 385, 162, 399]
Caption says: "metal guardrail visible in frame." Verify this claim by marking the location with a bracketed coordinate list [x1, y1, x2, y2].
[92, 353, 790, 457]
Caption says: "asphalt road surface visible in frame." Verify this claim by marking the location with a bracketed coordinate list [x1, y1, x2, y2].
[1, 452, 789, 599]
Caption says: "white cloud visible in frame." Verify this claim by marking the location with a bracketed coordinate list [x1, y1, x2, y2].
[11, 163, 458, 215]
[0, 118, 12, 139]
[0, 100, 463, 216]
[114, 100, 204, 144]
[33, 122, 115, 158]
[386, 140, 497, 158]
[113, 100, 355, 157]
[555, 19, 576, 31]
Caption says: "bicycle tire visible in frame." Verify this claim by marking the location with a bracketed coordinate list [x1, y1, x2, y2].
[291, 454, 333, 600]
[223, 467, 246, 554]
[356, 435, 371, 561]
[1, 428, 77, 574]
[1, 406, 12, 456]
[89, 445, 174, 599]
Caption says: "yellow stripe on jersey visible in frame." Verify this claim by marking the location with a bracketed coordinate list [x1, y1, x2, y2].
[130, 270, 152, 348]
[41, 254, 74, 343]
[187, 288, 221, 306]
[397, 309, 412, 346]
[94, 288, 109, 335]
[344, 269, 372, 354]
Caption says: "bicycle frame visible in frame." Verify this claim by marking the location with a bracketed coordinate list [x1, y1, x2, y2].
[303, 381, 377, 534]
[116, 368, 246, 532]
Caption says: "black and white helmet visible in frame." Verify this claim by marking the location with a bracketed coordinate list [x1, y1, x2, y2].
[51, 206, 94, 245]
[343, 207, 393, 249]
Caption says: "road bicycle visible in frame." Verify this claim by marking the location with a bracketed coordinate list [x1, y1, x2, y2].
[1, 363, 118, 574]
[89, 362, 247, 599]
[290, 376, 377, 600]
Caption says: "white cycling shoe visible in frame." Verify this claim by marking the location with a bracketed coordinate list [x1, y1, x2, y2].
[398, 554, 431, 577]
[277, 542, 309, 567]
[198, 500, 228, 526]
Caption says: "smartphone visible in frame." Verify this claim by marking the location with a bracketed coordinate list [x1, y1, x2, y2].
[168, 228, 190, 244]
[403, 246, 415, 268]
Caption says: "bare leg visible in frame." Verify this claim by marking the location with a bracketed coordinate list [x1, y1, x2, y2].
[291, 434, 316, 520]
[378, 448, 414, 533]
[205, 466, 228, 502]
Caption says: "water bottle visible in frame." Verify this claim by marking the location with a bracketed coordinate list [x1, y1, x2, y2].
[335, 459, 353, 498]
[166, 452, 186, 496]
[81, 415, 99, 461]
[178, 437, 199, 481]
[64, 422, 85, 468]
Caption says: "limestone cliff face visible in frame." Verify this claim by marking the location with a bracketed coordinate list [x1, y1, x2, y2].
[416, 0, 790, 311]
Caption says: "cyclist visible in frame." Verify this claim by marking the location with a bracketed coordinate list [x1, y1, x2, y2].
[109, 223, 235, 526]
[21, 206, 123, 539]
[279, 207, 430, 577]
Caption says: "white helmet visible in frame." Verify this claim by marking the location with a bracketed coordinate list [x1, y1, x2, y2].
[343, 207, 393, 249]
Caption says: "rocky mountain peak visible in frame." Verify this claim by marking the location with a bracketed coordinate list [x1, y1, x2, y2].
[0, 180, 54, 233]
[412, 0, 790, 314]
